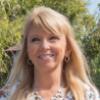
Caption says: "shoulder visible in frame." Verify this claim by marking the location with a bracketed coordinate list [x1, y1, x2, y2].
[0, 82, 19, 100]
[0, 85, 10, 100]
[65, 84, 100, 100]
[84, 84, 100, 100]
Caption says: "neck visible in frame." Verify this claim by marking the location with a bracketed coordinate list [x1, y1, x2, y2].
[33, 67, 64, 91]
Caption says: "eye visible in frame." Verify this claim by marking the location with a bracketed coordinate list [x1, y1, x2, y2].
[31, 37, 40, 42]
[49, 36, 60, 41]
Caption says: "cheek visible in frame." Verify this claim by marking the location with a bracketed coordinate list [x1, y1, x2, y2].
[56, 45, 66, 58]
[27, 44, 36, 60]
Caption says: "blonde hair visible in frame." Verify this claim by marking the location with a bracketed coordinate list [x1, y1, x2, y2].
[5, 6, 98, 100]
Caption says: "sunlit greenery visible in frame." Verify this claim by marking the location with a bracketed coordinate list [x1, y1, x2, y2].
[0, 0, 100, 89]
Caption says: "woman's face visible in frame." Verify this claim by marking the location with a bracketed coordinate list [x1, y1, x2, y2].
[27, 27, 67, 72]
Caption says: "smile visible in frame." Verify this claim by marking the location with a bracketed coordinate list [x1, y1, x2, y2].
[38, 54, 54, 60]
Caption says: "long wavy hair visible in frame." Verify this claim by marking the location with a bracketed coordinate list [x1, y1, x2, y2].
[5, 6, 98, 100]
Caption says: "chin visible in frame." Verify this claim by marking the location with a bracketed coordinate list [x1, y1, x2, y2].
[39, 63, 57, 72]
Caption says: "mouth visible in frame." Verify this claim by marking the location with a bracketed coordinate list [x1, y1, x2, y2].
[38, 54, 55, 60]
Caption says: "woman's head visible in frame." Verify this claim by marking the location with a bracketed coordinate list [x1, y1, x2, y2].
[21, 6, 75, 73]
[21, 6, 88, 79]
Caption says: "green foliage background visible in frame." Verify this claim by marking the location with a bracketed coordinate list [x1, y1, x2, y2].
[0, 0, 100, 89]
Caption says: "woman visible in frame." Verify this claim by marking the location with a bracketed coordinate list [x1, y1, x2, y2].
[0, 6, 99, 100]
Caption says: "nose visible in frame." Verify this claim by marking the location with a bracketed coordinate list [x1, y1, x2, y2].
[40, 40, 50, 50]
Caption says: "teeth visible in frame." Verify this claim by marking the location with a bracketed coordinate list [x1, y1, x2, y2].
[39, 54, 54, 59]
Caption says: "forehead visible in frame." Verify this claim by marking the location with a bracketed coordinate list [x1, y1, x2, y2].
[28, 25, 65, 37]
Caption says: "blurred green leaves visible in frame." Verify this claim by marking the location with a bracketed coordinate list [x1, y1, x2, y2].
[0, 0, 100, 89]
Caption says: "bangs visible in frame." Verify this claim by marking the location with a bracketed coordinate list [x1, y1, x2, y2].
[25, 6, 71, 36]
